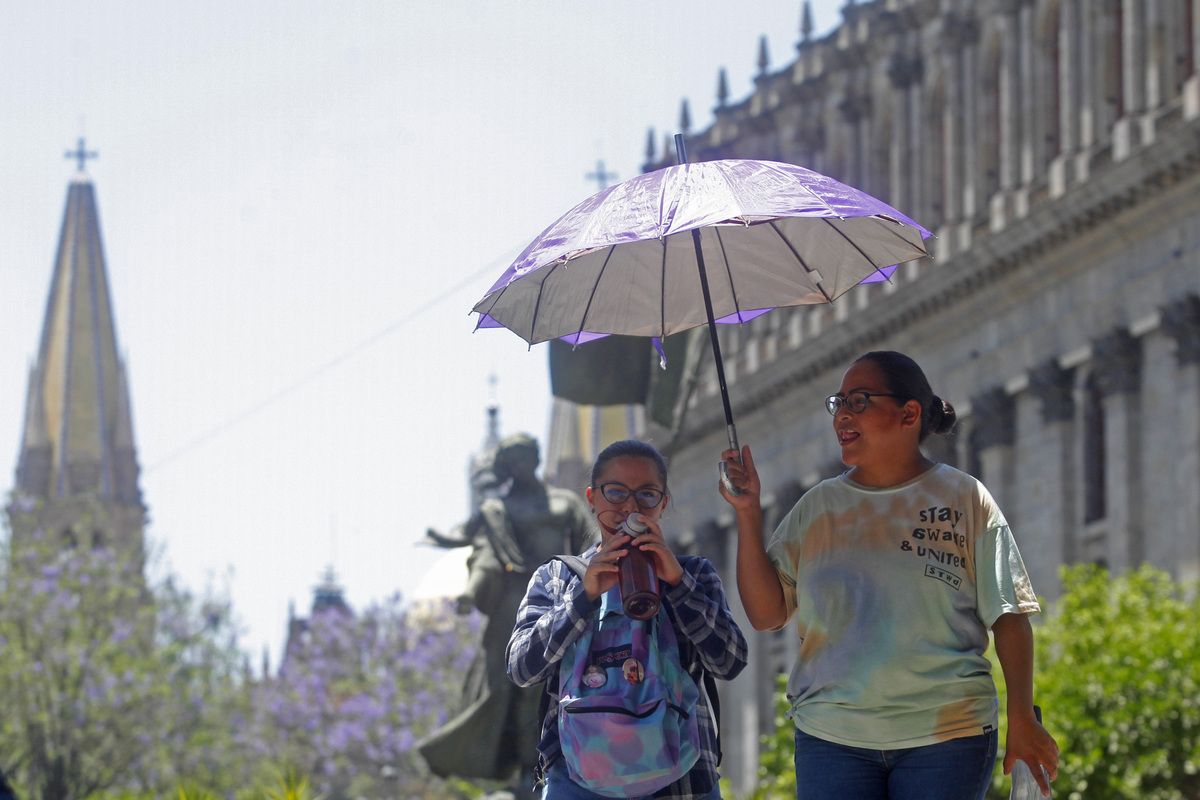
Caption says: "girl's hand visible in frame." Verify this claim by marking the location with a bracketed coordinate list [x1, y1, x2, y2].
[626, 514, 685, 587]
[720, 445, 761, 510]
[583, 532, 627, 601]
[1004, 711, 1059, 797]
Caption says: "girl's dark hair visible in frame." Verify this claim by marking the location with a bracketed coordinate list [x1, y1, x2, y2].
[590, 440, 669, 491]
[855, 351, 956, 441]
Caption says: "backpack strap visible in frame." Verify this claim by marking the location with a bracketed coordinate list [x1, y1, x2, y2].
[555, 553, 589, 580]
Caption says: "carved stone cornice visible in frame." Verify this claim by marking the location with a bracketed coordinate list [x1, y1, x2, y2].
[968, 386, 1016, 451]
[1161, 293, 1200, 366]
[1028, 360, 1075, 423]
[1092, 328, 1142, 397]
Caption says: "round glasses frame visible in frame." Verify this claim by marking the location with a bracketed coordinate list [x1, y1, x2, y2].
[592, 482, 666, 509]
[825, 391, 907, 416]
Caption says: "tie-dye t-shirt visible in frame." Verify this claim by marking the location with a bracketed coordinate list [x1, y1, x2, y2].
[766, 463, 1039, 749]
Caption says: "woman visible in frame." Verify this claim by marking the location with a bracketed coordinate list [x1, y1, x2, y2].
[508, 439, 748, 800]
[721, 351, 1059, 800]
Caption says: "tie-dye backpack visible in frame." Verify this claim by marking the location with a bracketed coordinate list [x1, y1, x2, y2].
[552, 555, 701, 798]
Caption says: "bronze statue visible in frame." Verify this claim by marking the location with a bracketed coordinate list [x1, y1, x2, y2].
[418, 434, 597, 793]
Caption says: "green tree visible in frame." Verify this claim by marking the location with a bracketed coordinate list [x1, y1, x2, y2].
[991, 564, 1200, 800]
[739, 564, 1200, 800]
[0, 504, 253, 800]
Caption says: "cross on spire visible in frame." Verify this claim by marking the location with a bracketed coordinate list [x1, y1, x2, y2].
[65, 137, 98, 172]
[586, 159, 617, 191]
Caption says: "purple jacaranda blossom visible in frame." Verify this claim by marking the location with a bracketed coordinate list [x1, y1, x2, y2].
[245, 592, 477, 798]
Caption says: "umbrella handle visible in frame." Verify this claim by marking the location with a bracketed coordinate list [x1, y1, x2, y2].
[719, 424, 743, 497]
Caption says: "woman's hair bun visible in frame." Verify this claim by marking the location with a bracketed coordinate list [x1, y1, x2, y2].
[928, 395, 957, 436]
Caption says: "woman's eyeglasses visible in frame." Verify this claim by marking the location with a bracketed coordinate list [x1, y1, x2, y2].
[825, 391, 907, 416]
[593, 482, 666, 509]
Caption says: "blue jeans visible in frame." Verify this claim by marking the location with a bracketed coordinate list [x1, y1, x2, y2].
[793, 727, 997, 800]
[542, 760, 721, 800]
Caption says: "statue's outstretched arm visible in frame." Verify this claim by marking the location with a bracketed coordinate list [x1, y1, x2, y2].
[420, 513, 486, 549]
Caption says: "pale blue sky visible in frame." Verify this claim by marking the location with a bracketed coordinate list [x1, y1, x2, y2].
[0, 0, 843, 665]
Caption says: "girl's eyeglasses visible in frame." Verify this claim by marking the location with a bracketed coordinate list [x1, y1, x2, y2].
[592, 482, 666, 509]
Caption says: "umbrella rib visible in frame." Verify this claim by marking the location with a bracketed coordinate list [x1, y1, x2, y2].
[472, 285, 502, 330]
[574, 247, 618, 339]
[768, 220, 834, 303]
[528, 260, 565, 343]
[712, 227, 744, 320]
[822, 217, 921, 277]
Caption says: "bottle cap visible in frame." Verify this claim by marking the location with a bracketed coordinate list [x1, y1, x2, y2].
[623, 513, 648, 534]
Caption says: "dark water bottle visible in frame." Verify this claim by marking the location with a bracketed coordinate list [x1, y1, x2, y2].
[618, 514, 660, 620]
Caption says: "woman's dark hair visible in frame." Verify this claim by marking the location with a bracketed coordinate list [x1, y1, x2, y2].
[855, 351, 956, 441]
[590, 440, 669, 491]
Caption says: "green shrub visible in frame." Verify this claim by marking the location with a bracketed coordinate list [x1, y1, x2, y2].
[994, 564, 1200, 800]
[739, 564, 1200, 800]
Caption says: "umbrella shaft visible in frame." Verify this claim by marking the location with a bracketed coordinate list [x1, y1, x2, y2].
[689, 226, 738, 446]
[676, 133, 739, 449]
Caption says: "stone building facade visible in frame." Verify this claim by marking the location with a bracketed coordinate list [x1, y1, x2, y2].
[619, 0, 1200, 791]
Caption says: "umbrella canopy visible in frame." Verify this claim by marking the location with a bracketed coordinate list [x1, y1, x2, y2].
[473, 158, 932, 345]
[473, 148, 932, 493]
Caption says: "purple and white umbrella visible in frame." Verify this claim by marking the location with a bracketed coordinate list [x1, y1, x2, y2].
[473, 138, 932, 486]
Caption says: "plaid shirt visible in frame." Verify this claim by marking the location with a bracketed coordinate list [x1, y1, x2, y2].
[506, 548, 748, 800]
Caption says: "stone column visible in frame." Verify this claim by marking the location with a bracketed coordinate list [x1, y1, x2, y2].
[938, 18, 966, 236]
[1076, 0, 1106, 184]
[954, 15, 981, 250]
[1114, 0, 1149, 158]
[1017, 0, 1037, 191]
[1186, 0, 1200, 118]
[969, 386, 1018, 508]
[1161, 294, 1200, 581]
[1052, 0, 1081, 195]
[888, 52, 922, 221]
[1024, 360, 1078, 595]
[1142, 0, 1164, 114]
[989, 1, 1023, 229]
[999, 2, 1022, 193]
[1092, 327, 1143, 570]
[907, 62, 925, 227]
[838, 89, 869, 191]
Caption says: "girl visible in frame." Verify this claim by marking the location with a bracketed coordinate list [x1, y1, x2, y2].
[508, 439, 748, 800]
[721, 351, 1059, 800]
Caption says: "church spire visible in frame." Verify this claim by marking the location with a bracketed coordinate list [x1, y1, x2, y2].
[11, 146, 144, 558]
